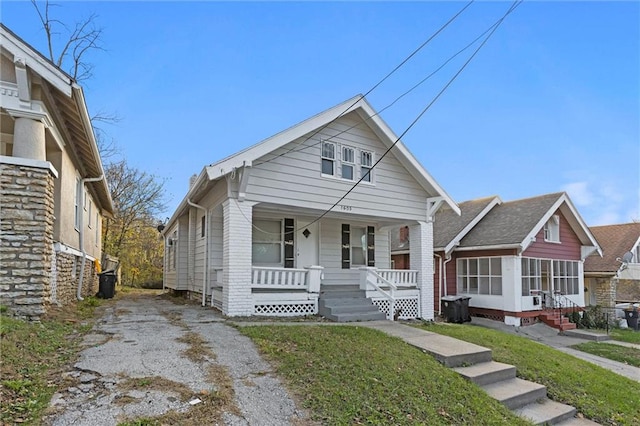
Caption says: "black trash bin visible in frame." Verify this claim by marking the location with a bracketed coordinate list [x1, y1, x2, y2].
[624, 309, 639, 331]
[459, 296, 472, 323]
[441, 296, 462, 323]
[97, 270, 117, 299]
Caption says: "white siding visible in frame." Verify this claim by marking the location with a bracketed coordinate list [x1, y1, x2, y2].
[163, 223, 178, 290]
[176, 215, 189, 290]
[319, 218, 390, 286]
[244, 112, 431, 221]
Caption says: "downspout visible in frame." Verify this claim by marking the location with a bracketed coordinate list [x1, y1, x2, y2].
[77, 175, 103, 301]
[443, 254, 453, 298]
[434, 253, 443, 315]
[187, 199, 208, 306]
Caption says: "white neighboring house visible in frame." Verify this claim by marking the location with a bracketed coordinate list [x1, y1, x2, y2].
[162, 95, 459, 321]
[0, 24, 114, 319]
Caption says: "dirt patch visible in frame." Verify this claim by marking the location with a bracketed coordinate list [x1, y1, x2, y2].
[161, 310, 187, 328]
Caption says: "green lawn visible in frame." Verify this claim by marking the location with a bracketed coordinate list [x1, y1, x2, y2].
[610, 328, 640, 344]
[420, 322, 640, 425]
[0, 298, 100, 425]
[572, 342, 640, 368]
[241, 325, 528, 425]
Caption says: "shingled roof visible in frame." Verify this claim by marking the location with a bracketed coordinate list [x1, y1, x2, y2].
[584, 223, 640, 274]
[458, 193, 565, 248]
[433, 196, 500, 251]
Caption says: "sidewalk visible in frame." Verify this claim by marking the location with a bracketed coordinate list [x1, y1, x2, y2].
[468, 317, 640, 382]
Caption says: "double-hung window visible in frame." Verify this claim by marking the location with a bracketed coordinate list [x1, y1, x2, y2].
[252, 219, 283, 265]
[321, 142, 336, 176]
[341, 147, 355, 180]
[361, 151, 373, 182]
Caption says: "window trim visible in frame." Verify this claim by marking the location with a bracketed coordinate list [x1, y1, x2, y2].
[320, 141, 375, 184]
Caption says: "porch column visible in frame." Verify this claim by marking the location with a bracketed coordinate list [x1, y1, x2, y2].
[12, 116, 46, 161]
[410, 221, 434, 320]
[222, 199, 253, 316]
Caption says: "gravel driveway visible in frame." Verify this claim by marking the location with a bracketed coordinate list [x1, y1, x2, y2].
[43, 293, 314, 426]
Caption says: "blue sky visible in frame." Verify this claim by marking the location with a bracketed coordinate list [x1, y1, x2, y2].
[3, 1, 639, 225]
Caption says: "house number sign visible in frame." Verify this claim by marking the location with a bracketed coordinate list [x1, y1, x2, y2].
[339, 205, 353, 212]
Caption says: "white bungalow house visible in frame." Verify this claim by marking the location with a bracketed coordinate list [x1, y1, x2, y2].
[162, 95, 459, 321]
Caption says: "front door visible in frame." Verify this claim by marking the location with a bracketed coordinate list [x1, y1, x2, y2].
[297, 220, 319, 268]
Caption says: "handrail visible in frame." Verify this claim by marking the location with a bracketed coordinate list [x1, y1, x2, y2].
[549, 291, 581, 322]
[376, 269, 418, 287]
[251, 266, 308, 289]
[361, 268, 397, 320]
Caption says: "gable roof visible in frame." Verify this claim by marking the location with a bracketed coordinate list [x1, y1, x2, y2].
[584, 223, 640, 273]
[451, 192, 600, 255]
[1, 24, 113, 215]
[433, 195, 501, 254]
[167, 95, 460, 228]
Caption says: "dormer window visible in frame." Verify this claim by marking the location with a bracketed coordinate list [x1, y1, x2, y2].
[544, 215, 560, 242]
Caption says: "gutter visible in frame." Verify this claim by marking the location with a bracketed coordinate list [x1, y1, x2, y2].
[77, 175, 103, 300]
[187, 198, 208, 307]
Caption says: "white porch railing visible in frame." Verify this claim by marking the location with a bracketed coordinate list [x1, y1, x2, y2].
[360, 267, 419, 320]
[376, 269, 418, 288]
[251, 266, 322, 292]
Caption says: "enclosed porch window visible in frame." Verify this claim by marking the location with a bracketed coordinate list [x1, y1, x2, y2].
[457, 257, 502, 295]
[252, 219, 282, 265]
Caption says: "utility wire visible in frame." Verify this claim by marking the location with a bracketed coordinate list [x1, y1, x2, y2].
[254, 0, 474, 167]
[279, 14, 508, 160]
[303, 0, 523, 228]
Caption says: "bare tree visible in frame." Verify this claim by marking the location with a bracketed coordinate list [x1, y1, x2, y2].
[31, 0, 104, 82]
[103, 160, 168, 259]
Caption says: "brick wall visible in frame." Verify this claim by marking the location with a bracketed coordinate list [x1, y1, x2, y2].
[0, 162, 55, 319]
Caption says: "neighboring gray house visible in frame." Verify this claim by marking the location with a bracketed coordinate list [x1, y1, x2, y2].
[162, 95, 459, 321]
[0, 25, 114, 319]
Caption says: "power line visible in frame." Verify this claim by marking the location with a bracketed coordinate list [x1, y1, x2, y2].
[276, 13, 510, 161]
[304, 0, 523, 228]
[254, 0, 475, 167]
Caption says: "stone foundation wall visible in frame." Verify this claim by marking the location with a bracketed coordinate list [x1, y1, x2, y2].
[588, 277, 616, 308]
[52, 251, 98, 306]
[0, 162, 55, 320]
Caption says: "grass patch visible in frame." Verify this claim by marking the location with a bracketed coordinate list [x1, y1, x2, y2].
[176, 332, 215, 363]
[239, 325, 528, 425]
[572, 342, 640, 368]
[421, 322, 640, 425]
[610, 328, 640, 344]
[0, 298, 101, 424]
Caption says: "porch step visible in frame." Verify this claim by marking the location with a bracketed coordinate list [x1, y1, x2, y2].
[319, 285, 386, 322]
[539, 312, 577, 331]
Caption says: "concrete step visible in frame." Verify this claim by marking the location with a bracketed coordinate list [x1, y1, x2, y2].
[556, 416, 601, 425]
[320, 303, 382, 315]
[514, 398, 577, 425]
[325, 311, 387, 322]
[481, 377, 547, 410]
[318, 296, 370, 307]
[411, 336, 492, 368]
[453, 361, 516, 386]
[563, 329, 610, 341]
